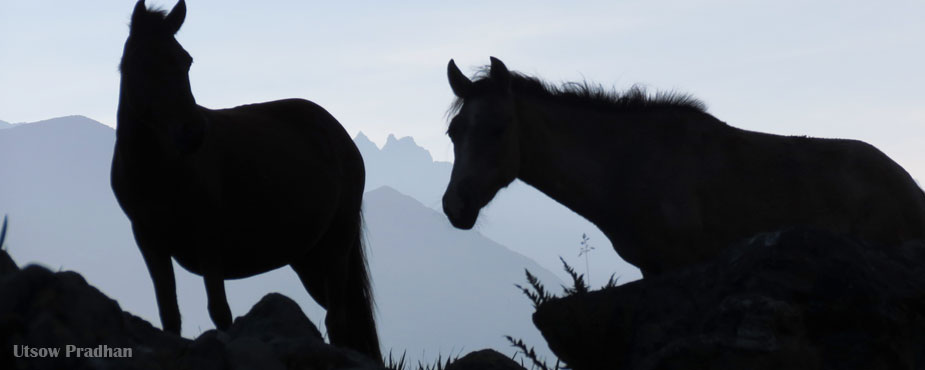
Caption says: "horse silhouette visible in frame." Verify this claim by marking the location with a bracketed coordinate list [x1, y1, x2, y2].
[443, 57, 925, 277]
[111, 0, 381, 361]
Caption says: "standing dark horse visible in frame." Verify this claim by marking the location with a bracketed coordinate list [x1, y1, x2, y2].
[443, 57, 925, 277]
[112, 0, 381, 361]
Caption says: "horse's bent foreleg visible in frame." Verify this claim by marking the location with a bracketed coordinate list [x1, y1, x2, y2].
[204, 270, 232, 331]
[136, 235, 181, 334]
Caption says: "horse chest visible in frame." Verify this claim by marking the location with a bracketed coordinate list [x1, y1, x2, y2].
[114, 152, 216, 226]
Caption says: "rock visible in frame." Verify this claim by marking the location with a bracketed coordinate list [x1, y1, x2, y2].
[226, 293, 381, 370]
[0, 262, 385, 370]
[0, 265, 146, 370]
[533, 228, 925, 370]
[445, 349, 526, 370]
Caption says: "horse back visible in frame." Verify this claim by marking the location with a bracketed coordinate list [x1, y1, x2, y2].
[709, 131, 925, 244]
[112, 98, 364, 276]
[207, 98, 365, 195]
[202, 98, 365, 233]
[623, 127, 925, 274]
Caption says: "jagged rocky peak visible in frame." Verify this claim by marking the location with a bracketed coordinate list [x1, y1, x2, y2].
[354, 131, 376, 147]
[354, 131, 381, 159]
[382, 133, 434, 163]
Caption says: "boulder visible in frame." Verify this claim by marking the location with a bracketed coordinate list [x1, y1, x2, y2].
[445, 349, 526, 370]
[533, 228, 925, 370]
[0, 255, 384, 370]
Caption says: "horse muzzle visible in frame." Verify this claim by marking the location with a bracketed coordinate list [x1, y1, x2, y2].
[442, 191, 478, 230]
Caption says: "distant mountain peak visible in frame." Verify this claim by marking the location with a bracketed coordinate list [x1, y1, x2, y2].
[354, 131, 373, 145]
[7, 115, 107, 129]
[367, 185, 418, 204]
[382, 134, 433, 163]
[40, 115, 102, 126]
[385, 133, 416, 146]
[2, 116, 112, 137]
[354, 131, 380, 156]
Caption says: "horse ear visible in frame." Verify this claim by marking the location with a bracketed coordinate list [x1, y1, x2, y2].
[447, 59, 473, 98]
[165, 0, 186, 34]
[131, 0, 147, 26]
[489, 56, 511, 91]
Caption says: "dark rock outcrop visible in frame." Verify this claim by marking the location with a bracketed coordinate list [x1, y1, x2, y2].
[445, 349, 526, 370]
[0, 250, 383, 370]
[533, 229, 925, 370]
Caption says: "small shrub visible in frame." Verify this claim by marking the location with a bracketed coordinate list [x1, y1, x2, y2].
[505, 336, 565, 370]
[515, 269, 554, 308]
[517, 257, 621, 307]
[559, 257, 588, 296]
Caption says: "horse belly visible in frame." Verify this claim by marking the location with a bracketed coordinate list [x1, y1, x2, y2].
[166, 215, 324, 279]
[215, 167, 341, 277]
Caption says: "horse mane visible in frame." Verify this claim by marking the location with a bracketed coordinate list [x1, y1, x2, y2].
[449, 66, 707, 117]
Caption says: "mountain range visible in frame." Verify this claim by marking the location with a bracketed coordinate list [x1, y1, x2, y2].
[0, 115, 564, 362]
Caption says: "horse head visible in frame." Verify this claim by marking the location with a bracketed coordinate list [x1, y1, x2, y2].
[120, 0, 193, 111]
[443, 57, 521, 229]
[119, 0, 204, 154]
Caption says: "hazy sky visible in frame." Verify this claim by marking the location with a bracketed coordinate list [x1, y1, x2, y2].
[1, 0, 923, 180]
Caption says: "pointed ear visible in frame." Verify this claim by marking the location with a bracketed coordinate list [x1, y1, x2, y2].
[489, 56, 511, 91]
[165, 0, 186, 34]
[131, 0, 147, 26]
[447, 59, 473, 98]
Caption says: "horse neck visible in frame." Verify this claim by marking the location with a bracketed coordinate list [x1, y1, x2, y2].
[116, 71, 204, 148]
[513, 95, 700, 226]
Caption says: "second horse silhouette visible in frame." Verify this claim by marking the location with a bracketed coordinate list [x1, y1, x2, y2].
[111, 0, 381, 362]
[442, 57, 925, 277]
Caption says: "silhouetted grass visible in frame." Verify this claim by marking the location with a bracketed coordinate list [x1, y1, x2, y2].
[505, 336, 565, 370]
[384, 350, 458, 370]
[515, 269, 554, 308]
[602, 273, 619, 289]
[508, 257, 622, 370]
[518, 257, 620, 306]
[385, 351, 408, 370]
[559, 257, 588, 296]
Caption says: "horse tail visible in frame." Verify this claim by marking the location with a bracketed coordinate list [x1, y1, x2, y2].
[346, 209, 382, 362]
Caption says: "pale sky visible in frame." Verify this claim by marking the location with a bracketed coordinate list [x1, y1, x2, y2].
[1, 0, 923, 180]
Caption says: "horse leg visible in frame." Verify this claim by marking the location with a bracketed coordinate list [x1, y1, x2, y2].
[134, 227, 181, 334]
[291, 257, 329, 310]
[203, 265, 232, 331]
[203, 273, 232, 331]
[292, 211, 382, 363]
